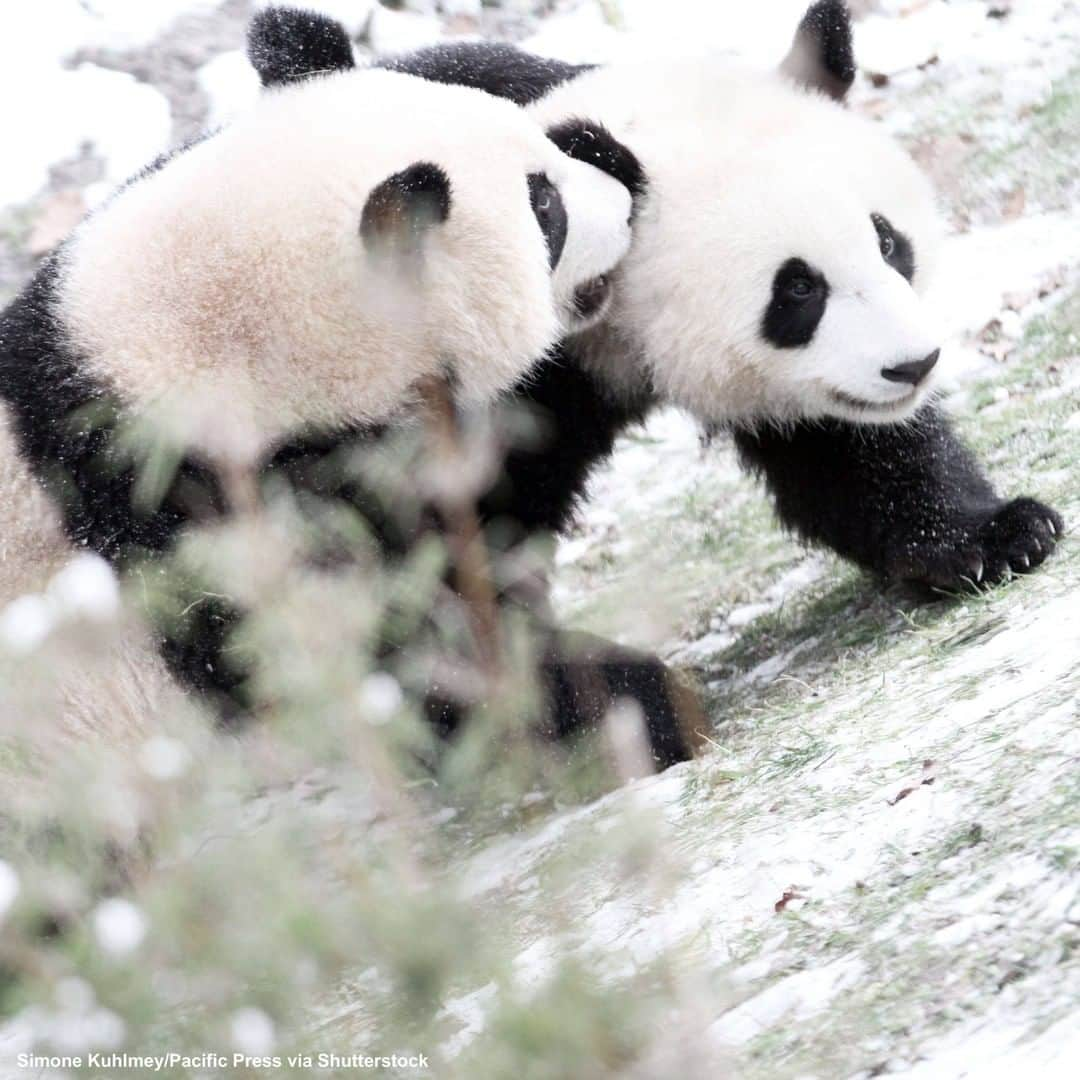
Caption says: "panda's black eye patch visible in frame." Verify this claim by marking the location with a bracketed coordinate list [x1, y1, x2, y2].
[872, 213, 915, 282]
[763, 258, 829, 349]
[528, 172, 568, 270]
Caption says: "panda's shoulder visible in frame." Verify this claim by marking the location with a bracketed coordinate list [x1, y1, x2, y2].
[108, 128, 220, 203]
[0, 127, 221, 343]
[0, 253, 66, 356]
[376, 41, 591, 106]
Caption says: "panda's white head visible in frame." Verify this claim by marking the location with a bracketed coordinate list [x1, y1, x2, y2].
[59, 56, 633, 461]
[622, 86, 945, 427]
[531, 0, 945, 427]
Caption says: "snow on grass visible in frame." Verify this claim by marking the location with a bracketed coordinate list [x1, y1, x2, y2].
[0, 0, 190, 207]
[933, 211, 1080, 341]
[857, 1, 991, 76]
[455, 542, 1080, 1075]
[709, 956, 867, 1046]
[0, 0, 1076, 1075]
[76, 0, 222, 50]
[888, 1011, 1080, 1080]
[524, 0, 827, 66]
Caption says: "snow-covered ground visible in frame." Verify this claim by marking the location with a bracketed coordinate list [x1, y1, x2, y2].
[1, 1, 1077, 1077]
[542, 2, 1080, 1075]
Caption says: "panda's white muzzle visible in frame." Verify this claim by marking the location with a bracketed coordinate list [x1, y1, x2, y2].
[813, 267, 944, 420]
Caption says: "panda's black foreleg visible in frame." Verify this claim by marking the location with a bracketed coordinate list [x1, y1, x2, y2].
[734, 404, 1064, 591]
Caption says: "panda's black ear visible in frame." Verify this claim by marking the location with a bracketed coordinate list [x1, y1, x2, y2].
[247, 6, 355, 88]
[779, 0, 856, 102]
[546, 118, 647, 201]
[361, 163, 452, 261]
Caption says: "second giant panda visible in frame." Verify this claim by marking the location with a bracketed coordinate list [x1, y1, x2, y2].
[369, 0, 1063, 588]
[246, 3, 1063, 764]
[0, 60, 640, 754]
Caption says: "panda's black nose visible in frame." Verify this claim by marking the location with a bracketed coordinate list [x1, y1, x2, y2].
[881, 349, 940, 386]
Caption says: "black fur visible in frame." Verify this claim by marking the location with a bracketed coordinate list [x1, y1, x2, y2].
[247, 6, 355, 87]
[155, 416, 435, 724]
[528, 172, 568, 269]
[378, 41, 590, 106]
[762, 257, 830, 349]
[734, 407, 1063, 589]
[428, 631, 701, 770]
[546, 119, 648, 203]
[360, 162, 452, 257]
[780, 0, 856, 101]
[872, 212, 916, 283]
[479, 349, 654, 540]
[158, 589, 249, 721]
[542, 633, 702, 769]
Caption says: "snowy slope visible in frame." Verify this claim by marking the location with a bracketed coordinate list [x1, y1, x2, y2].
[540, 3, 1080, 1076]
[0, 2, 1077, 1077]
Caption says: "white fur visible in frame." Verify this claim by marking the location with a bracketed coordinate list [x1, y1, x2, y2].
[528, 58, 945, 426]
[57, 68, 632, 466]
[0, 412, 71, 600]
[0, 412, 199, 762]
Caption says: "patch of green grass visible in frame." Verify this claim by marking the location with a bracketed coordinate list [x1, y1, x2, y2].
[919, 66, 1080, 219]
[755, 731, 833, 781]
[1022, 283, 1080, 367]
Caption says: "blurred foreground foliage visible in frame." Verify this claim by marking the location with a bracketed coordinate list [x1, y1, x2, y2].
[0, 411, 714, 1077]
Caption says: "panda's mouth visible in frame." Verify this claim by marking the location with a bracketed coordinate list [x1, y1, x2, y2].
[572, 274, 613, 323]
[830, 388, 918, 414]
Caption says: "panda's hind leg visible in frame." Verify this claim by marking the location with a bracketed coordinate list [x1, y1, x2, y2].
[541, 631, 707, 770]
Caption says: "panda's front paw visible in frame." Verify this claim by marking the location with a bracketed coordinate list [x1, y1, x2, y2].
[887, 497, 1064, 591]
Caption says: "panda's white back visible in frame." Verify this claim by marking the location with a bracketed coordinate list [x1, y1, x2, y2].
[0, 411, 186, 767]
[55, 69, 590, 466]
[0, 410, 71, 601]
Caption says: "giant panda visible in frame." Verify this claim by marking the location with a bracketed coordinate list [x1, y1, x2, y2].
[246, 3, 1064, 763]
[0, 59, 641, 753]
[371, 0, 1063, 587]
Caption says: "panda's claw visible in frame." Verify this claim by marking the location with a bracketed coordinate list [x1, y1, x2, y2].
[888, 496, 1062, 591]
[952, 553, 985, 587]
[978, 496, 1062, 580]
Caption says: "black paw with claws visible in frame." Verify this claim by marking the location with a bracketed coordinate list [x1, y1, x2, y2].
[886, 498, 1064, 591]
